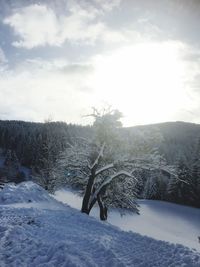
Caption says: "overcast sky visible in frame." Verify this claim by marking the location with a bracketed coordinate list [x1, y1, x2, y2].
[0, 0, 200, 126]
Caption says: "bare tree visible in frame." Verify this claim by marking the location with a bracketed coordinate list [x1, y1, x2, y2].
[56, 108, 178, 220]
[57, 136, 138, 220]
[80, 142, 137, 220]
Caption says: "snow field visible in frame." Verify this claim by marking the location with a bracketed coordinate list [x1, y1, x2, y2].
[0, 182, 199, 267]
[54, 189, 200, 251]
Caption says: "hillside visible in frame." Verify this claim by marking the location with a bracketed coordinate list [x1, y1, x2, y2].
[0, 182, 200, 267]
[0, 119, 200, 167]
[54, 189, 200, 251]
[126, 121, 200, 164]
[0, 119, 200, 209]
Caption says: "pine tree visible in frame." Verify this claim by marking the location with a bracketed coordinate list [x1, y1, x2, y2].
[3, 149, 24, 183]
[190, 138, 200, 207]
[33, 123, 56, 192]
[143, 173, 158, 199]
[167, 159, 190, 204]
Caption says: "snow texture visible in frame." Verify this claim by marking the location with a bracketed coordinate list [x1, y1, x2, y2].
[54, 189, 200, 252]
[0, 182, 199, 267]
[0, 182, 55, 204]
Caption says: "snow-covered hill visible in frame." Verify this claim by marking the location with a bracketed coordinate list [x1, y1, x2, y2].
[54, 189, 200, 251]
[0, 182, 200, 267]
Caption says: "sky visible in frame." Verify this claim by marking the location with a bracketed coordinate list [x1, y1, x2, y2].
[0, 0, 200, 126]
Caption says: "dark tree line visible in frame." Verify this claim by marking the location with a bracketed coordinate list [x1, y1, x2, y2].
[0, 119, 200, 209]
[0, 149, 26, 187]
[0, 120, 92, 167]
[167, 139, 200, 208]
[0, 120, 92, 189]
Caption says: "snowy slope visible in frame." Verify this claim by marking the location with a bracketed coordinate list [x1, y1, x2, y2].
[54, 189, 200, 251]
[108, 199, 200, 252]
[0, 182, 199, 267]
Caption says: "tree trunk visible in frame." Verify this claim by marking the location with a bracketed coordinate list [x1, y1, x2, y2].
[97, 194, 107, 220]
[81, 170, 96, 214]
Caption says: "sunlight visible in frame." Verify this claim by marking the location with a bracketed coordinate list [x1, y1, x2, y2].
[92, 42, 188, 125]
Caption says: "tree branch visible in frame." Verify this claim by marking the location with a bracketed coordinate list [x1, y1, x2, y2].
[90, 142, 105, 170]
[90, 171, 137, 205]
[95, 163, 114, 177]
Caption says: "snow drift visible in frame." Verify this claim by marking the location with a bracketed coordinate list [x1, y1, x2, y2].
[0, 182, 199, 267]
[0, 182, 54, 204]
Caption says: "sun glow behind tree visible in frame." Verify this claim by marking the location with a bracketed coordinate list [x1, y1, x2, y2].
[91, 42, 193, 126]
[1, 1, 200, 125]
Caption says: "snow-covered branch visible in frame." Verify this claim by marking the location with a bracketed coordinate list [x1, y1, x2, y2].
[95, 163, 114, 177]
[94, 171, 137, 200]
[90, 143, 105, 170]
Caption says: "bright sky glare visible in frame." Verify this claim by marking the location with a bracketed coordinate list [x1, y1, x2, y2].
[0, 0, 200, 126]
[91, 42, 192, 125]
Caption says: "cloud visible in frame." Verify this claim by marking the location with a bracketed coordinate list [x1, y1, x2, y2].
[4, 4, 65, 48]
[93, 0, 121, 11]
[2, 0, 200, 126]
[60, 63, 94, 75]
[0, 42, 200, 125]
[3, 1, 123, 49]
[0, 47, 8, 73]
[0, 47, 7, 64]
[0, 57, 97, 123]
[13, 57, 94, 76]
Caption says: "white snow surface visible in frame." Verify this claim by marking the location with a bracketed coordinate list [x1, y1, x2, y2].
[0, 182, 199, 267]
[54, 189, 200, 252]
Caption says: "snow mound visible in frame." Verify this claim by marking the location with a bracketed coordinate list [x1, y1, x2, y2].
[0, 182, 56, 204]
[0, 182, 200, 267]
